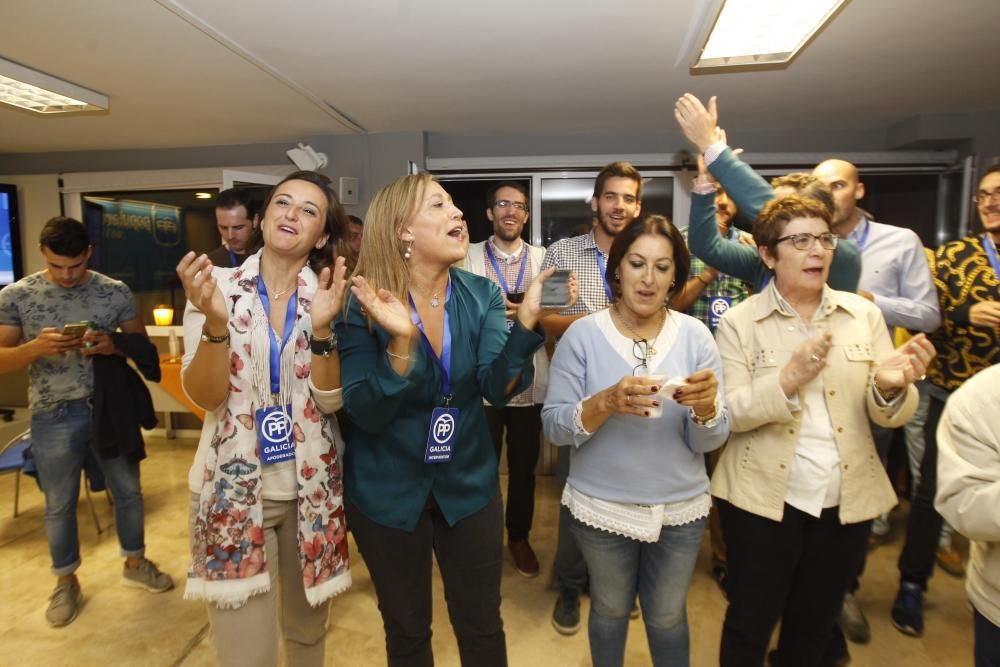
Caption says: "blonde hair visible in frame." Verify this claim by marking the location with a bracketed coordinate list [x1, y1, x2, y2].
[348, 173, 436, 310]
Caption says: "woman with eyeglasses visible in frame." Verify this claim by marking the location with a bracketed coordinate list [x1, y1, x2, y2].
[711, 195, 936, 667]
[543, 214, 730, 667]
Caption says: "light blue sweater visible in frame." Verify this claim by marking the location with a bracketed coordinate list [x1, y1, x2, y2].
[542, 310, 730, 506]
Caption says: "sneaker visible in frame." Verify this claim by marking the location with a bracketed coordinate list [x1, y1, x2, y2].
[891, 582, 924, 637]
[508, 539, 540, 578]
[837, 593, 871, 644]
[552, 589, 581, 635]
[46, 580, 83, 627]
[936, 545, 965, 577]
[122, 558, 174, 593]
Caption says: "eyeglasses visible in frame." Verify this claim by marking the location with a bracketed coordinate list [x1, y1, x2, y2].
[493, 200, 528, 212]
[774, 232, 840, 251]
[632, 339, 650, 376]
[975, 187, 1000, 205]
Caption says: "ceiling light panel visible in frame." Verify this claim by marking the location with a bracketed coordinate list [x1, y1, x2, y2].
[0, 56, 108, 114]
[693, 0, 846, 70]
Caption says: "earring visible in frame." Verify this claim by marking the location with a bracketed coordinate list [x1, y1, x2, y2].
[404, 237, 413, 260]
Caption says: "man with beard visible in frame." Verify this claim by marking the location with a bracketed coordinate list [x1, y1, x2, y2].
[889, 163, 1000, 639]
[540, 161, 643, 635]
[812, 159, 940, 647]
[464, 181, 548, 578]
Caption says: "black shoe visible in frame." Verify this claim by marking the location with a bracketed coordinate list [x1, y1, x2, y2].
[552, 589, 581, 635]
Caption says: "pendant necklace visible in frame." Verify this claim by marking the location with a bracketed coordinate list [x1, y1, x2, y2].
[614, 304, 667, 359]
[430, 291, 440, 308]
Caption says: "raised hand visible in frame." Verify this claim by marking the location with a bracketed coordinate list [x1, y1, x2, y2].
[674, 93, 722, 153]
[349, 275, 414, 340]
[176, 252, 228, 332]
[875, 333, 936, 393]
[310, 256, 348, 332]
[517, 267, 579, 331]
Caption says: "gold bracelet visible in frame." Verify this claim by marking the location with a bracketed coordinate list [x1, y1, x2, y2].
[386, 349, 410, 361]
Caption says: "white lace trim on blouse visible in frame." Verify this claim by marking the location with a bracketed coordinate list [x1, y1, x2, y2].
[562, 483, 710, 543]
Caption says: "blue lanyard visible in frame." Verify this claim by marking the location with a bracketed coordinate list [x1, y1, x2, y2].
[227, 249, 238, 268]
[851, 219, 871, 252]
[257, 275, 298, 396]
[484, 242, 528, 296]
[593, 247, 613, 304]
[761, 272, 772, 289]
[984, 234, 1000, 281]
[409, 280, 454, 404]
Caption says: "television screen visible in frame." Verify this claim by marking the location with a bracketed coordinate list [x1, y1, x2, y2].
[0, 184, 23, 286]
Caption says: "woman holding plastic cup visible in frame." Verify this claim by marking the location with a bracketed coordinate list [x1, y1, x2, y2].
[542, 213, 730, 667]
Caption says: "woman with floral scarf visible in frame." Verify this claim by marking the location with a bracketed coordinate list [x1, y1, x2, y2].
[177, 171, 353, 667]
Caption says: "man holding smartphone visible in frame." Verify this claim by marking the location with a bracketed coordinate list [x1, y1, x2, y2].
[540, 161, 644, 635]
[0, 217, 173, 628]
[464, 181, 549, 577]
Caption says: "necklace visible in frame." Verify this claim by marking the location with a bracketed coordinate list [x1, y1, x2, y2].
[613, 304, 667, 359]
[430, 291, 440, 308]
[268, 283, 296, 300]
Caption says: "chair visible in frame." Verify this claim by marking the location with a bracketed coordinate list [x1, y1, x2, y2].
[0, 429, 110, 533]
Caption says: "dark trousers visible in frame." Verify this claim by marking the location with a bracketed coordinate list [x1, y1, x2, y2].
[849, 422, 896, 592]
[346, 494, 507, 667]
[975, 608, 1000, 667]
[552, 445, 588, 594]
[718, 500, 871, 667]
[898, 395, 947, 588]
[484, 404, 542, 542]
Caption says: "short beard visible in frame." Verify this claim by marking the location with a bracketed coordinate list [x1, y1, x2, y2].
[494, 223, 522, 243]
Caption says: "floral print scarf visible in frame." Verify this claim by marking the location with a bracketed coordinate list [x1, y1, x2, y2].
[184, 251, 351, 608]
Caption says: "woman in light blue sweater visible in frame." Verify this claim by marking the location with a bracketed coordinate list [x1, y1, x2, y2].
[543, 214, 730, 667]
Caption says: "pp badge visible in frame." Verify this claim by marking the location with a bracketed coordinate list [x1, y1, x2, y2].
[256, 405, 296, 465]
[424, 407, 459, 463]
[708, 296, 732, 330]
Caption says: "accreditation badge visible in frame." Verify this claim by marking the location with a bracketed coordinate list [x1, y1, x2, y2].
[708, 296, 732, 330]
[256, 404, 295, 465]
[424, 407, 459, 463]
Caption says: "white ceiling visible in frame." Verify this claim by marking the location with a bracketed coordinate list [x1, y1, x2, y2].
[1, 0, 998, 153]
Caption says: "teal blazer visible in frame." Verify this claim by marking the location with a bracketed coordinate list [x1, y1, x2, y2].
[688, 147, 862, 293]
[336, 267, 544, 532]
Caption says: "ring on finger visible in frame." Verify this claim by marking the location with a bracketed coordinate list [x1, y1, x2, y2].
[810, 354, 821, 362]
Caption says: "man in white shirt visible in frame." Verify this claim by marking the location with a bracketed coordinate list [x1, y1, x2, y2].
[464, 181, 548, 578]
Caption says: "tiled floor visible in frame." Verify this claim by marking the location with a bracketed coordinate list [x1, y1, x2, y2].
[0, 433, 975, 666]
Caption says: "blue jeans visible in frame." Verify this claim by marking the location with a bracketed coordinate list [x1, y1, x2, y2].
[31, 398, 145, 576]
[571, 514, 705, 667]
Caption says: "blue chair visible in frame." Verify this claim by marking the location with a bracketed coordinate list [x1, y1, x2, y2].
[0, 429, 31, 517]
[0, 429, 109, 533]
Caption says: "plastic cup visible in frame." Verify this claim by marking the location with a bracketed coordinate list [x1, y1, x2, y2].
[642, 374, 665, 418]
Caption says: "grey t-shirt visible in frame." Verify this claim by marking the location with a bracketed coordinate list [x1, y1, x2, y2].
[0, 271, 137, 411]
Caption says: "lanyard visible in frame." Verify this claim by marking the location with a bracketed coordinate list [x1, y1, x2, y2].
[227, 248, 238, 268]
[257, 275, 298, 396]
[851, 218, 871, 252]
[593, 247, 613, 304]
[484, 242, 528, 296]
[409, 280, 454, 405]
[983, 234, 1000, 281]
[761, 272, 772, 289]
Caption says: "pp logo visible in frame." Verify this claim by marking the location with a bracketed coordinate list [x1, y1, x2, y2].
[710, 298, 730, 318]
[261, 411, 292, 444]
[432, 412, 456, 444]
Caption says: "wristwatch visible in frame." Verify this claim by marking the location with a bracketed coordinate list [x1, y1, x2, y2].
[201, 326, 229, 344]
[310, 330, 338, 358]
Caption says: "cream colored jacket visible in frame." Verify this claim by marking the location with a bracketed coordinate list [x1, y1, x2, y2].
[711, 284, 918, 524]
[935, 365, 1000, 628]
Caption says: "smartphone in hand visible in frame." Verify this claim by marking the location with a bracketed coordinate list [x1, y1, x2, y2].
[61, 323, 88, 338]
[540, 270, 572, 308]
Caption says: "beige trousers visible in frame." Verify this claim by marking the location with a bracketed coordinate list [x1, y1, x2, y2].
[189, 494, 332, 667]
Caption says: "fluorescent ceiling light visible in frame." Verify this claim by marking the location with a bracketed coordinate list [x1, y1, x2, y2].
[0, 56, 108, 114]
[692, 0, 847, 71]
[195, 192, 213, 199]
